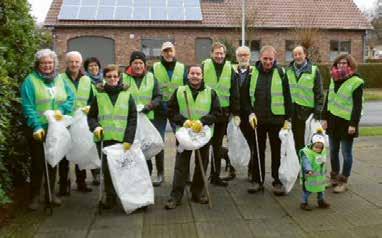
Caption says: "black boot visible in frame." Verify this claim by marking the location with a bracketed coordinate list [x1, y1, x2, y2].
[210, 176, 228, 187]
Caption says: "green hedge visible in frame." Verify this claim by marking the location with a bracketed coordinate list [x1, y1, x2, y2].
[317, 63, 382, 89]
[0, 0, 50, 206]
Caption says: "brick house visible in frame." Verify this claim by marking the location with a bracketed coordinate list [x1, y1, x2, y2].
[45, 0, 372, 69]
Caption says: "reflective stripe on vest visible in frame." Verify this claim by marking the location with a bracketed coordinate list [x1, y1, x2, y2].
[123, 72, 155, 120]
[60, 73, 91, 110]
[97, 91, 130, 142]
[249, 67, 285, 115]
[153, 62, 184, 102]
[328, 76, 364, 121]
[300, 146, 327, 193]
[177, 85, 212, 120]
[203, 59, 232, 107]
[30, 72, 68, 125]
[287, 65, 317, 108]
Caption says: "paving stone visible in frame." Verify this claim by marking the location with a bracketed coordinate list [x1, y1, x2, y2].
[34, 230, 88, 238]
[247, 217, 306, 238]
[143, 223, 198, 238]
[196, 221, 253, 238]
[88, 227, 142, 238]
[308, 229, 360, 238]
[350, 224, 382, 238]
[341, 208, 382, 226]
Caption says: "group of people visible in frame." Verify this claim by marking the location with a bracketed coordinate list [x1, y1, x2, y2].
[21, 40, 364, 212]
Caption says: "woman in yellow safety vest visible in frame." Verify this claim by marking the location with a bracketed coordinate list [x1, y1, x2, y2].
[21, 49, 75, 211]
[87, 64, 137, 209]
[322, 54, 364, 193]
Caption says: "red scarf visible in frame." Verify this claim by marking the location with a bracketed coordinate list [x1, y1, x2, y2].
[330, 66, 355, 81]
[125, 66, 147, 78]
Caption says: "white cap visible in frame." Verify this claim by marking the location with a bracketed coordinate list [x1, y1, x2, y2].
[161, 41, 174, 51]
[311, 133, 326, 145]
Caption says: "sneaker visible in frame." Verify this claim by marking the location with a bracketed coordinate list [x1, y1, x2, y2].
[164, 199, 179, 210]
[333, 183, 347, 193]
[247, 182, 264, 194]
[221, 166, 236, 181]
[210, 176, 228, 187]
[318, 200, 330, 209]
[191, 195, 209, 204]
[300, 203, 313, 211]
[152, 174, 164, 187]
[272, 184, 286, 196]
[77, 183, 93, 193]
[28, 196, 40, 211]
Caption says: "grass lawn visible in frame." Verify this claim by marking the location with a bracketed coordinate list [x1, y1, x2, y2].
[360, 127, 382, 137]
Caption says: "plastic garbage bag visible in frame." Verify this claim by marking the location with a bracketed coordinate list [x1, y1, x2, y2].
[66, 109, 100, 170]
[102, 143, 154, 214]
[175, 125, 212, 152]
[226, 118, 250, 167]
[43, 110, 72, 167]
[304, 114, 329, 145]
[135, 113, 164, 159]
[278, 128, 300, 193]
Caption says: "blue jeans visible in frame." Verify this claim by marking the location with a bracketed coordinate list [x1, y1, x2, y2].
[302, 190, 324, 203]
[329, 135, 354, 177]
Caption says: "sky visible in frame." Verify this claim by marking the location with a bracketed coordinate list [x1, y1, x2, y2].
[28, 0, 377, 23]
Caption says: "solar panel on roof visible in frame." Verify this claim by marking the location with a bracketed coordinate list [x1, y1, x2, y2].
[58, 0, 203, 21]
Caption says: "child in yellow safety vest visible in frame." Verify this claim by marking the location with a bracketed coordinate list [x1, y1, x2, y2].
[299, 129, 330, 211]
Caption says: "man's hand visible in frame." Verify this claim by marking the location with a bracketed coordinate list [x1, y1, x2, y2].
[321, 120, 327, 130]
[33, 129, 45, 142]
[123, 142, 132, 151]
[348, 126, 356, 135]
[282, 120, 291, 130]
[94, 127, 104, 140]
[248, 113, 257, 129]
[191, 120, 203, 133]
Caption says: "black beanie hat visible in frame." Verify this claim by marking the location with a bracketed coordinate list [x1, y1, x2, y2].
[129, 51, 146, 65]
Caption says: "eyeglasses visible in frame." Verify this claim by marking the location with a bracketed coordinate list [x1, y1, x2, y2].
[238, 53, 250, 57]
[337, 61, 348, 65]
[105, 75, 119, 78]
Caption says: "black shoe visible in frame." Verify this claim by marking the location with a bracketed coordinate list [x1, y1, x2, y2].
[222, 166, 236, 181]
[152, 174, 164, 187]
[164, 199, 180, 210]
[191, 195, 209, 204]
[210, 176, 228, 187]
[77, 183, 93, 193]
[58, 182, 70, 196]
[300, 203, 313, 211]
[247, 182, 264, 194]
[102, 196, 116, 209]
[272, 184, 285, 196]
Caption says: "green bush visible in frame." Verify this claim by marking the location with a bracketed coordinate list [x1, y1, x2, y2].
[317, 63, 382, 89]
[0, 0, 50, 207]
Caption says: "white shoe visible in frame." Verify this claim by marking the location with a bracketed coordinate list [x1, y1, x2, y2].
[333, 183, 347, 193]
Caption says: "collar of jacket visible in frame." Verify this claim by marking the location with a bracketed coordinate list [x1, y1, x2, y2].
[65, 69, 84, 81]
[255, 60, 278, 73]
[187, 81, 206, 92]
[160, 56, 177, 70]
[288, 59, 313, 74]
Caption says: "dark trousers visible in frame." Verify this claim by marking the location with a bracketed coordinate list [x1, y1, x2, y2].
[250, 123, 282, 186]
[210, 120, 228, 178]
[29, 138, 57, 200]
[240, 113, 255, 154]
[101, 153, 116, 197]
[58, 158, 86, 186]
[170, 143, 210, 202]
[292, 117, 306, 154]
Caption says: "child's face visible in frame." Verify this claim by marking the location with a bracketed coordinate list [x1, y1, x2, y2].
[312, 142, 324, 153]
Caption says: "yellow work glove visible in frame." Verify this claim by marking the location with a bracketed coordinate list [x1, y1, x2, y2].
[183, 119, 193, 128]
[94, 127, 104, 141]
[248, 113, 257, 129]
[54, 110, 63, 121]
[191, 120, 203, 133]
[81, 106, 90, 114]
[283, 120, 291, 130]
[123, 142, 132, 151]
[233, 116, 241, 126]
[33, 129, 45, 142]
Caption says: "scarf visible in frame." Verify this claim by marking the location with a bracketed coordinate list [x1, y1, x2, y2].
[293, 60, 308, 78]
[125, 66, 147, 78]
[330, 66, 356, 81]
[85, 71, 103, 84]
[36, 70, 57, 83]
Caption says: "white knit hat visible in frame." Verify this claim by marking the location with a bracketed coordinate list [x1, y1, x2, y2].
[311, 133, 326, 145]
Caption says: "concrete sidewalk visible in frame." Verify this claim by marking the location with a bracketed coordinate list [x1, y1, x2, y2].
[33, 135, 382, 238]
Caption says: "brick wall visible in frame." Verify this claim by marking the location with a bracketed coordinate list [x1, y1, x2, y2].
[53, 27, 365, 71]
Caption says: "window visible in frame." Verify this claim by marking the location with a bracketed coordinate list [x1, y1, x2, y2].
[285, 40, 297, 62]
[195, 38, 212, 62]
[330, 40, 351, 61]
[141, 39, 174, 59]
[250, 40, 261, 62]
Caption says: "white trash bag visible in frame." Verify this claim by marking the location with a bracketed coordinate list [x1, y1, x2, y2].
[175, 125, 212, 152]
[135, 112, 164, 159]
[43, 110, 72, 167]
[304, 114, 329, 146]
[278, 128, 300, 194]
[102, 143, 154, 214]
[226, 118, 250, 167]
[66, 109, 100, 170]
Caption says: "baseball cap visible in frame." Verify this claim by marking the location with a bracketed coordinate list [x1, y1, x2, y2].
[161, 41, 174, 51]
